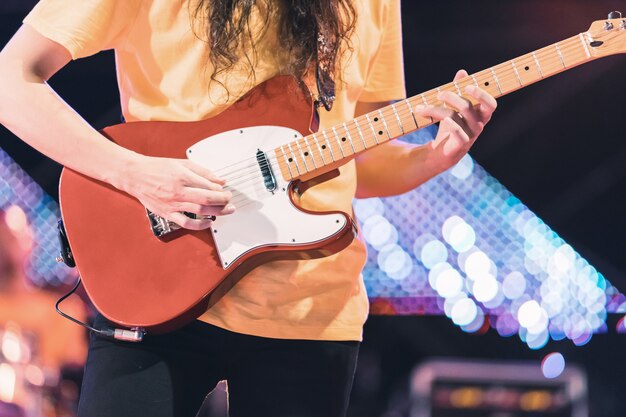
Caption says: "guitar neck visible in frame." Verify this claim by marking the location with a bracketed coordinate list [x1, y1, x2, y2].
[274, 31, 598, 182]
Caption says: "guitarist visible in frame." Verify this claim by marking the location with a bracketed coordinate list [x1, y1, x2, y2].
[0, 1, 496, 416]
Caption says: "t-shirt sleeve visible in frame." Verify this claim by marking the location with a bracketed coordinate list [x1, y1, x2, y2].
[23, 0, 140, 60]
[360, 0, 407, 102]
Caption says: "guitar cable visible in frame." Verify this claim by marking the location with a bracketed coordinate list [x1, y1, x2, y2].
[54, 220, 145, 342]
[55, 276, 146, 342]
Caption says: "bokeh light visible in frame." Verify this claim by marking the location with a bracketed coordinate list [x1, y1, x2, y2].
[541, 353, 566, 379]
[0, 147, 73, 286]
[360, 128, 624, 349]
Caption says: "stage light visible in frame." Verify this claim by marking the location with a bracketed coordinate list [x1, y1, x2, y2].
[0, 148, 72, 286]
[541, 352, 565, 379]
[420, 239, 448, 269]
[451, 297, 478, 326]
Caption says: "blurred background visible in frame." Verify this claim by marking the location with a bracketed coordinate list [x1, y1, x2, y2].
[1, 0, 625, 416]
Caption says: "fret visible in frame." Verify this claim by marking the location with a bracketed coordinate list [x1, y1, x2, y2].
[453, 80, 462, 95]
[278, 146, 294, 179]
[470, 74, 479, 87]
[311, 133, 326, 164]
[342, 123, 360, 153]
[555, 43, 566, 68]
[303, 137, 318, 169]
[294, 140, 310, 172]
[531, 52, 544, 77]
[436, 87, 447, 108]
[490, 68, 503, 95]
[420, 94, 433, 123]
[560, 35, 590, 67]
[472, 70, 499, 97]
[323, 130, 344, 158]
[285, 143, 302, 175]
[317, 132, 335, 162]
[378, 110, 391, 139]
[579, 33, 591, 58]
[333, 126, 355, 155]
[364, 114, 379, 145]
[515, 54, 542, 85]
[404, 99, 419, 129]
[391, 103, 405, 134]
[353, 118, 368, 150]
[511, 60, 523, 86]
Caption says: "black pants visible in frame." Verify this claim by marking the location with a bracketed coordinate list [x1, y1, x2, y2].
[77, 315, 359, 417]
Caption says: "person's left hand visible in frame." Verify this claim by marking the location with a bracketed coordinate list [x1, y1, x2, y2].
[415, 69, 497, 171]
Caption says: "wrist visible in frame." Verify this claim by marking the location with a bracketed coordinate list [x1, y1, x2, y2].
[102, 147, 144, 192]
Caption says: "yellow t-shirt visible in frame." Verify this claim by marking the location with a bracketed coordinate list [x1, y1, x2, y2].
[24, 0, 406, 341]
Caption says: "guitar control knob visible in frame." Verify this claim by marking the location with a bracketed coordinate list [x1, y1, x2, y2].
[608, 11, 622, 19]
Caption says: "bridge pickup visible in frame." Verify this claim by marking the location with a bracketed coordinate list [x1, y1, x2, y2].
[256, 149, 277, 192]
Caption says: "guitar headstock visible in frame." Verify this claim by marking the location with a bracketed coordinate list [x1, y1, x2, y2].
[586, 11, 626, 57]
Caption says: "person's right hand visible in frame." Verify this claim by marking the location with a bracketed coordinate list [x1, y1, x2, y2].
[113, 155, 234, 230]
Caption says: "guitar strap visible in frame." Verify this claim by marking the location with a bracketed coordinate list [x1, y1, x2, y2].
[315, 32, 336, 112]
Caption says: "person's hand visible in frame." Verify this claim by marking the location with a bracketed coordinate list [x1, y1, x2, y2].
[113, 155, 234, 230]
[416, 69, 497, 171]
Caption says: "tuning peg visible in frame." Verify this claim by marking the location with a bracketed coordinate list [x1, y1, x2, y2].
[608, 11, 622, 19]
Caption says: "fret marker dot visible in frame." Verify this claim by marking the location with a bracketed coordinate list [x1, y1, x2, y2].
[374, 117, 379, 122]
[484, 82, 490, 86]
[322, 145, 327, 150]
[304, 152, 309, 157]
[288, 158, 293, 162]
[525, 66, 530, 71]
[341, 137, 347, 142]
[378, 131, 384, 135]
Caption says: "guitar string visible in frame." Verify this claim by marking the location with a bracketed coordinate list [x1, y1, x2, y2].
[210, 29, 618, 184]
[192, 31, 615, 203]
[194, 31, 620, 213]
[212, 34, 597, 196]
[213, 32, 601, 185]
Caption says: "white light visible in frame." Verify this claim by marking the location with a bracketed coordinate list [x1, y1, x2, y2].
[378, 245, 412, 280]
[449, 154, 474, 180]
[551, 244, 575, 274]
[362, 215, 398, 249]
[435, 268, 464, 298]
[0, 363, 16, 402]
[428, 262, 452, 289]
[464, 251, 491, 278]
[420, 240, 448, 269]
[1, 332, 22, 363]
[527, 309, 549, 334]
[451, 298, 478, 326]
[378, 245, 413, 280]
[448, 222, 476, 253]
[444, 294, 467, 317]
[472, 274, 499, 303]
[353, 198, 385, 221]
[461, 308, 485, 333]
[502, 271, 527, 299]
[517, 300, 544, 328]
[442, 216, 464, 243]
[526, 328, 550, 350]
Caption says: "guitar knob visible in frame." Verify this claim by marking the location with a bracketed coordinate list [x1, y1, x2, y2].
[608, 11, 622, 19]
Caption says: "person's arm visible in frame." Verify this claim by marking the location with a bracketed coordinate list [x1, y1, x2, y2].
[0, 25, 233, 229]
[354, 70, 497, 199]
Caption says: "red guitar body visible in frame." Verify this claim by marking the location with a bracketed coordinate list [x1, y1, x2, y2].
[59, 76, 356, 333]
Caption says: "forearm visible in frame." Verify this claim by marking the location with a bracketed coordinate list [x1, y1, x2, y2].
[354, 140, 445, 198]
[0, 62, 137, 189]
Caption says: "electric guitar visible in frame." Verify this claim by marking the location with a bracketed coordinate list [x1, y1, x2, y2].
[59, 15, 626, 333]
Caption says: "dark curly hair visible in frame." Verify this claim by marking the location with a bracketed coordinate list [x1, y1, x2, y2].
[192, 0, 356, 98]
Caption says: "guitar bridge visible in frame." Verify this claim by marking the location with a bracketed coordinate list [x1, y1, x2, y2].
[146, 210, 216, 238]
[147, 209, 181, 237]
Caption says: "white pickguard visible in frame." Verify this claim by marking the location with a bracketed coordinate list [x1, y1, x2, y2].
[187, 126, 347, 269]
